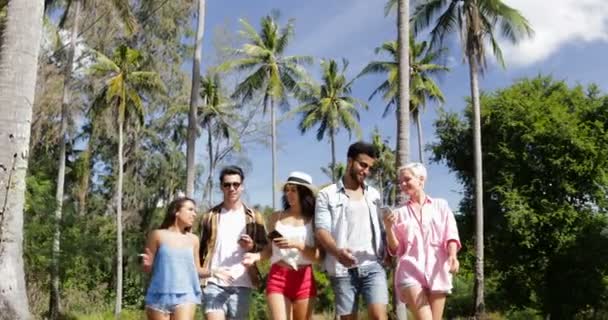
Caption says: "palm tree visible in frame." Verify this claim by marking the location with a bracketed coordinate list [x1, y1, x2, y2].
[321, 162, 345, 183]
[412, 0, 533, 315]
[199, 73, 241, 206]
[296, 59, 366, 183]
[410, 39, 448, 163]
[359, 37, 448, 163]
[396, 0, 410, 168]
[89, 45, 164, 319]
[50, 2, 81, 317]
[45, 1, 136, 316]
[220, 12, 311, 209]
[186, 0, 206, 197]
[0, 0, 44, 318]
[370, 129, 397, 205]
[384, 0, 410, 167]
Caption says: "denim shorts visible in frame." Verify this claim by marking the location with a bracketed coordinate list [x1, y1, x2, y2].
[202, 282, 252, 319]
[330, 261, 389, 316]
[145, 291, 201, 314]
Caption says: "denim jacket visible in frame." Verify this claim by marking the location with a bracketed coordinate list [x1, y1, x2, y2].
[314, 179, 386, 276]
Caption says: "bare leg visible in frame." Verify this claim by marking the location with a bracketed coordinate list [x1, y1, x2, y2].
[399, 286, 432, 320]
[172, 303, 197, 320]
[367, 303, 387, 320]
[292, 298, 313, 320]
[146, 308, 171, 320]
[206, 311, 226, 320]
[428, 292, 447, 320]
[268, 293, 292, 320]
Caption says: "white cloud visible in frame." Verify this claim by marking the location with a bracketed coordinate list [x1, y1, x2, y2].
[501, 0, 608, 67]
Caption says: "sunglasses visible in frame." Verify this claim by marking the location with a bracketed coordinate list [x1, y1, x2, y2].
[222, 182, 241, 189]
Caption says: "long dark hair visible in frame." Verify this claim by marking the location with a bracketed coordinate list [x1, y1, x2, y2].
[282, 185, 315, 219]
[160, 197, 196, 230]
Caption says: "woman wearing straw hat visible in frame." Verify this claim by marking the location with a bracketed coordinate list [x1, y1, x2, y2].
[242, 171, 322, 320]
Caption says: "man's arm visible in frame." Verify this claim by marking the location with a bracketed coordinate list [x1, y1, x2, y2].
[314, 190, 356, 267]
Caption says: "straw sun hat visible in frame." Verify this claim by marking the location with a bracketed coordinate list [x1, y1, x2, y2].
[280, 171, 318, 195]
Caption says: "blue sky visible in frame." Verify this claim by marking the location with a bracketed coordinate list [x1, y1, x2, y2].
[195, 0, 608, 209]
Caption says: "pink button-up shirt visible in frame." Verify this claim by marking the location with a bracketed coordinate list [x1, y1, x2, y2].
[389, 196, 461, 293]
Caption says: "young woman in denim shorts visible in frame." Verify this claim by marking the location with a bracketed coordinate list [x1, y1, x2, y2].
[143, 197, 204, 319]
[243, 171, 322, 320]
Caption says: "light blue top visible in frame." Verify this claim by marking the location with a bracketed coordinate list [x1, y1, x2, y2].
[146, 244, 202, 295]
[314, 179, 386, 276]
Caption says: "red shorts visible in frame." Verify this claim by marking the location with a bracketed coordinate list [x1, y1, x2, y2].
[266, 263, 317, 301]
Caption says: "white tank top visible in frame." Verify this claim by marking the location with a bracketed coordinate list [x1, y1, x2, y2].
[270, 220, 315, 268]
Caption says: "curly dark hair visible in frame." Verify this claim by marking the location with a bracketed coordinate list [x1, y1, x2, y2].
[160, 197, 196, 231]
[282, 184, 315, 219]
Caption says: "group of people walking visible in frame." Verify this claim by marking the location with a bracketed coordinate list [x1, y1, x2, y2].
[141, 141, 461, 320]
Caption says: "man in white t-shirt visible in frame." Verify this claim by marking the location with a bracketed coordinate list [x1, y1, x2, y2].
[199, 165, 267, 319]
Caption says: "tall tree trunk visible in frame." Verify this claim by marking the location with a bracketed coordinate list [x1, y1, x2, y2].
[469, 57, 485, 318]
[50, 1, 81, 317]
[396, 0, 410, 169]
[114, 120, 125, 319]
[415, 109, 424, 164]
[77, 146, 91, 216]
[206, 121, 213, 207]
[270, 98, 277, 209]
[186, 0, 206, 197]
[396, 2, 410, 319]
[330, 128, 337, 183]
[0, 1, 44, 319]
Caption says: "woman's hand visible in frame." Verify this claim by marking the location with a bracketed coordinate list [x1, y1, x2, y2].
[383, 211, 397, 229]
[273, 237, 304, 251]
[448, 255, 460, 274]
[140, 248, 153, 273]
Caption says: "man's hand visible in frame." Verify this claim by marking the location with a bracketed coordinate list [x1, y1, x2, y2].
[238, 234, 254, 251]
[336, 248, 357, 268]
[141, 248, 153, 273]
[212, 267, 235, 284]
[241, 252, 261, 267]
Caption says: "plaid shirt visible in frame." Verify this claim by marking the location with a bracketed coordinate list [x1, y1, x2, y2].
[198, 202, 268, 288]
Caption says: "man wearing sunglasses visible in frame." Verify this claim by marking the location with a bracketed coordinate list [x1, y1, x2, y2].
[198, 165, 268, 320]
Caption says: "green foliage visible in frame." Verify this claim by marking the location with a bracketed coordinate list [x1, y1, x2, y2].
[314, 267, 335, 314]
[221, 11, 312, 109]
[412, 0, 534, 69]
[432, 76, 608, 317]
[296, 59, 365, 142]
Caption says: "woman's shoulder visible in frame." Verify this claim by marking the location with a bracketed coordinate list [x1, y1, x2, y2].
[268, 211, 283, 228]
[187, 232, 199, 246]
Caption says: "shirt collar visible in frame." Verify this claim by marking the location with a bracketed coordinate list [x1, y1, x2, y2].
[406, 195, 433, 205]
[337, 177, 368, 193]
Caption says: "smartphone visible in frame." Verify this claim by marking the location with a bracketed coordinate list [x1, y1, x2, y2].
[267, 230, 283, 240]
[380, 206, 393, 217]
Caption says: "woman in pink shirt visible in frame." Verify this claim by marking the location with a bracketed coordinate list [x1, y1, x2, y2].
[384, 162, 461, 320]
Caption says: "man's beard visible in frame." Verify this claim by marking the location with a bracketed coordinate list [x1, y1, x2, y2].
[349, 167, 362, 185]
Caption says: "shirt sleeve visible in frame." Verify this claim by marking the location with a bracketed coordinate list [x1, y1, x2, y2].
[314, 190, 332, 232]
[442, 200, 461, 251]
